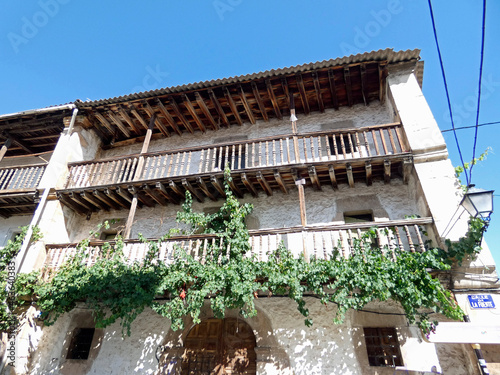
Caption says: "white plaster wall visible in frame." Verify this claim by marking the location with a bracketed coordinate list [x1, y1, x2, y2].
[99, 102, 392, 160]
[0, 216, 31, 248]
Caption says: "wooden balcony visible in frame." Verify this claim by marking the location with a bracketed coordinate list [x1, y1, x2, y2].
[57, 123, 412, 215]
[0, 163, 46, 217]
[42, 218, 432, 274]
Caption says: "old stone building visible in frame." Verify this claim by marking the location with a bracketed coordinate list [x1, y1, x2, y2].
[0, 49, 498, 374]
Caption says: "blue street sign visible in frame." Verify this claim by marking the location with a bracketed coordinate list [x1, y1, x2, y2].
[468, 295, 496, 309]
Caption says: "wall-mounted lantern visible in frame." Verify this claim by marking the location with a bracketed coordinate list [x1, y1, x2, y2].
[460, 185, 494, 221]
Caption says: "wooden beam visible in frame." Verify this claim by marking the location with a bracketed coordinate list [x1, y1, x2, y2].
[251, 82, 268, 122]
[69, 192, 97, 212]
[87, 113, 110, 143]
[210, 175, 226, 197]
[281, 77, 291, 114]
[239, 85, 256, 125]
[343, 67, 353, 107]
[265, 79, 282, 120]
[169, 180, 185, 198]
[123, 193, 138, 239]
[384, 160, 391, 183]
[208, 89, 230, 128]
[144, 184, 168, 206]
[274, 170, 288, 195]
[183, 94, 207, 132]
[294, 173, 307, 227]
[328, 165, 338, 189]
[93, 189, 121, 210]
[346, 163, 354, 188]
[156, 99, 182, 136]
[3, 132, 35, 154]
[312, 72, 324, 113]
[93, 111, 116, 136]
[195, 92, 218, 130]
[107, 110, 131, 138]
[117, 186, 134, 204]
[117, 105, 141, 135]
[307, 166, 321, 190]
[143, 101, 170, 137]
[365, 162, 372, 186]
[129, 186, 155, 207]
[256, 171, 272, 196]
[403, 157, 412, 184]
[196, 176, 217, 201]
[296, 74, 310, 115]
[155, 182, 179, 204]
[379, 63, 387, 104]
[227, 175, 243, 198]
[129, 104, 149, 130]
[104, 188, 130, 209]
[360, 64, 369, 106]
[0, 138, 12, 162]
[80, 191, 109, 211]
[182, 178, 203, 202]
[223, 87, 243, 126]
[241, 173, 258, 197]
[168, 97, 194, 133]
[57, 193, 88, 216]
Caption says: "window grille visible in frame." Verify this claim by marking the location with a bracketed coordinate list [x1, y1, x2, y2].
[363, 327, 403, 367]
[66, 328, 95, 360]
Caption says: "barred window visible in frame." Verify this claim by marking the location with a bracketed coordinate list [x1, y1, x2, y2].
[363, 327, 403, 367]
[67, 328, 95, 360]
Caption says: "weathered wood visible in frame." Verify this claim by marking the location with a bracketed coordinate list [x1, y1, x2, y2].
[107, 110, 131, 138]
[195, 92, 218, 130]
[346, 163, 354, 188]
[123, 193, 138, 239]
[360, 64, 369, 106]
[156, 99, 182, 136]
[57, 193, 88, 216]
[296, 74, 310, 115]
[182, 178, 204, 202]
[143, 101, 170, 137]
[0, 138, 12, 162]
[196, 176, 217, 201]
[312, 72, 324, 113]
[208, 89, 230, 128]
[143, 184, 168, 206]
[223, 86, 243, 125]
[379, 63, 387, 104]
[308, 166, 321, 190]
[295, 175, 307, 226]
[69, 192, 96, 212]
[129, 104, 149, 130]
[129, 186, 155, 207]
[80, 191, 109, 211]
[384, 160, 391, 183]
[155, 182, 179, 204]
[328, 69, 339, 110]
[328, 164, 338, 190]
[251, 82, 268, 122]
[117, 105, 141, 135]
[227, 175, 243, 198]
[343, 66, 353, 107]
[403, 157, 412, 184]
[168, 97, 194, 133]
[93, 189, 121, 210]
[365, 162, 372, 186]
[94, 111, 117, 135]
[239, 85, 256, 125]
[274, 170, 288, 194]
[256, 171, 272, 196]
[104, 188, 130, 208]
[265, 79, 282, 120]
[183, 94, 206, 133]
[210, 175, 226, 197]
[241, 173, 258, 197]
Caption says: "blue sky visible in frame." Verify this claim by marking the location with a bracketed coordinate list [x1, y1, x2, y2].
[1, 1, 499, 263]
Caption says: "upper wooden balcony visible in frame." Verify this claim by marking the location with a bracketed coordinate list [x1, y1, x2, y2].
[42, 217, 432, 275]
[0, 163, 46, 217]
[57, 122, 412, 215]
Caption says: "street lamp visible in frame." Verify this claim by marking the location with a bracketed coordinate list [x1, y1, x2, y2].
[460, 185, 494, 221]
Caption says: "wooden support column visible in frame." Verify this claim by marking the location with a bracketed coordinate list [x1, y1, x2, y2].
[346, 163, 354, 188]
[294, 171, 307, 227]
[289, 93, 301, 164]
[403, 157, 412, 184]
[123, 192, 138, 239]
[365, 162, 372, 186]
[328, 164, 338, 190]
[241, 173, 258, 197]
[308, 166, 321, 190]
[384, 160, 391, 184]
[0, 138, 12, 162]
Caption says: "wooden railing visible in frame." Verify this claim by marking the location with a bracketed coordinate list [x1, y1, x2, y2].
[64, 123, 408, 189]
[43, 218, 431, 272]
[0, 164, 46, 192]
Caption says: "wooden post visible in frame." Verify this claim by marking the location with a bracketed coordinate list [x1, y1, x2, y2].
[125, 114, 156, 239]
[290, 93, 300, 163]
[295, 177, 307, 226]
[0, 138, 12, 163]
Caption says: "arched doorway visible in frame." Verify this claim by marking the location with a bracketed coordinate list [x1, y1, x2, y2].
[181, 318, 256, 375]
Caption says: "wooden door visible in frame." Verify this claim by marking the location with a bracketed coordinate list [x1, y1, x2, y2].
[182, 318, 256, 375]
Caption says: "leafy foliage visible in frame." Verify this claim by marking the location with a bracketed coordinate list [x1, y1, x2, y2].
[13, 172, 485, 336]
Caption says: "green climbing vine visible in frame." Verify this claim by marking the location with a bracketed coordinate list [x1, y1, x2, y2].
[11, 172, 486, 337]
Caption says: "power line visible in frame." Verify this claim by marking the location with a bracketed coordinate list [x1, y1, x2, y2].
[441, 121, 500, 133]
[469, 0, 487, 183]
[427, 0, 469, 186]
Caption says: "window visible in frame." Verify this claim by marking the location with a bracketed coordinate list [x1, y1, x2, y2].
[99, 219, 123, 240]
[363, 327, 403, 367]
[344, 211, 374, 224]
[66, 328, 95, 360]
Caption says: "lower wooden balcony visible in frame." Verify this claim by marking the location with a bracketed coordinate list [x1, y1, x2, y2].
[57, 123, 413, 215]
[0, 163, 46, 217]
[42, 218, 432, 274]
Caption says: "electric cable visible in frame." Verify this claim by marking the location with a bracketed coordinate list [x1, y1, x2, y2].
[427, 0, 469, 186]
[469, 0, 487, 183]
[441, 121, 500, 133]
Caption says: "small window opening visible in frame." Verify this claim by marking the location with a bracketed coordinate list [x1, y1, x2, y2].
[99, 219, 123, 240]
[343, 211, 374, 224]
[364, 327, 403, 367]
[66, 328, 95, 360]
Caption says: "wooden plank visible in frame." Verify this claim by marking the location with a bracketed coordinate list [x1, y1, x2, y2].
[384, 160, 391, 183]
[129, 186, 155, 207]
[123, 194, 138, 239]
[155, 182, 179, 204]
[328, 164, 338, 190]
[312, 72, 324, 113]
[196, 176, 217, 201]
[307, 166, 321, 190]
[182, 178, 204, 202]
[80, 191, 109, 211]
[117, 186, 134, 204]
[256, 171, 272, 196]
[169, 180, 185, 198]
[129, 104, 150, 130]
[183, 94, 207, 133]
[238, 85, 256, 125]
[346, 163, 354, 188]
[168, 97, 194, 133]
[223, 86, 243, 125]
[241, 173, 258, 197]
[143, 101, 170, 137]
[403, 157, 412, 184]
[144, 184, 168, 206]
[378, 63, 387, 104]
[0, 138, 12, 162]
[156, 99, 182, 136]
[104, 188, 130, 209]
[227, 175, 243, 198]
[360, 64, 369, 106]
[265, 79, 282, 120]
[251, 82, 268, 121]
[274, 170, 288, 195]
[195, 92, 218, 130]
[343, 66, 353, 107]
[93, 189, 121, 210]
[57, 193, 88, 216]
[296, 74, 310, 115]
[69, 192, 97, 212]
[210, 175, 226, 197]
[365, 162, 372, 186]
[94, 111, 116, 136]
[328, 69, 339, 110]
[107, 110, 131, 138]
[117, 105, 141, 135]
[208, 89, 230, 127]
